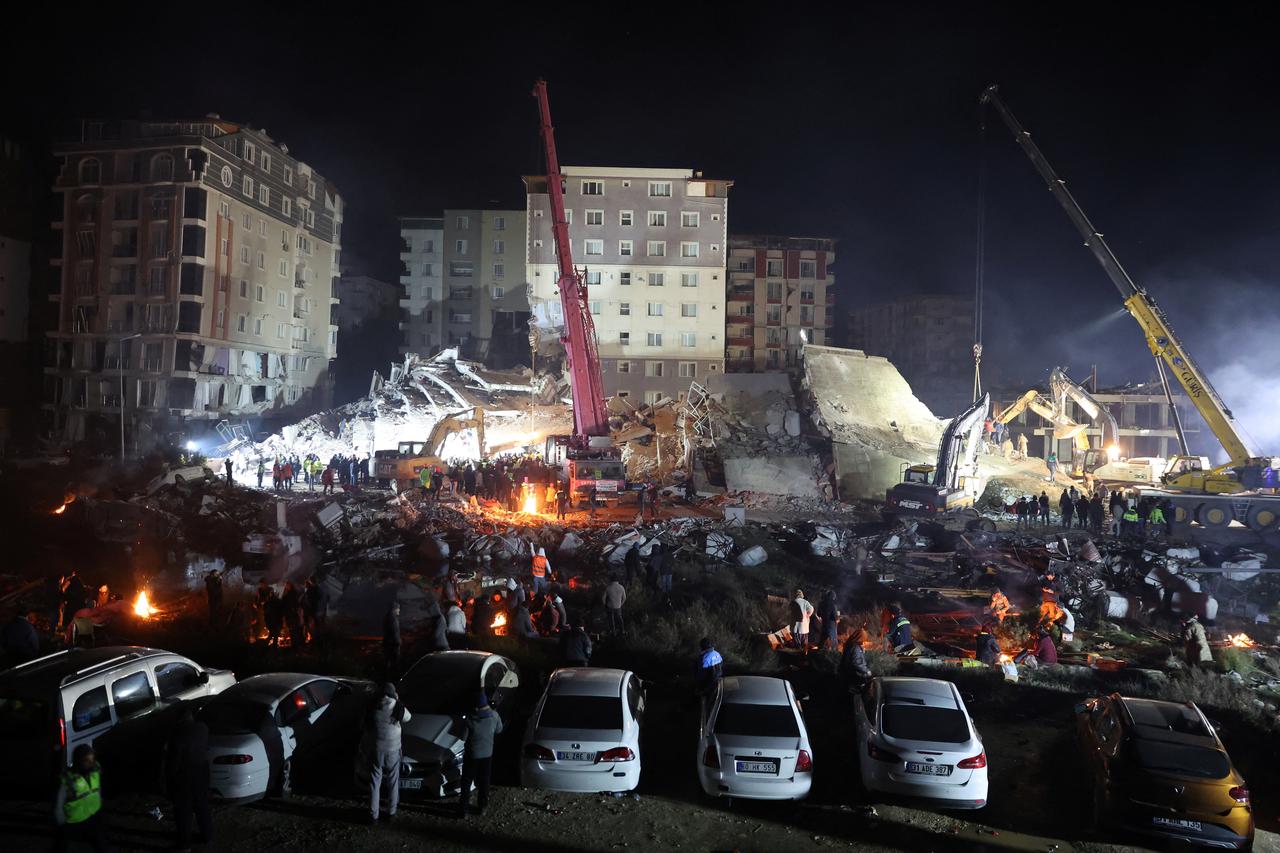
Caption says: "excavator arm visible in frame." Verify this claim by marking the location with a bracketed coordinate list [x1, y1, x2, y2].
[934, 393, 990, 489]
[1050, 368, 1120, 449]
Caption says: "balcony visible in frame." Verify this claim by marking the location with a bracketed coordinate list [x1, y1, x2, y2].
[294, 277, 306, 289]
[726, 358, 755, 372]
[727, 289, 754, 302]
[727, 335, 754, 347]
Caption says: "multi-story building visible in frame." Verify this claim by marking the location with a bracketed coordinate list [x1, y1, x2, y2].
[441, 209, 528, 361]
[45, 117, 342, 448]
[525, 166, 732, 403]
[847, 295, 975, 416]
[336, 274, 398, 333]
[725, 235, 835, 373]
[398, 216, 443, 356]
[0, 134, 36, 452]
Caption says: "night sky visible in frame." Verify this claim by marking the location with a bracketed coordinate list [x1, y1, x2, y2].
[6, 4, 1279, 447]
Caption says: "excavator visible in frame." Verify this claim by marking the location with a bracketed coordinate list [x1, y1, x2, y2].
[374, 407, 486, 493]
[983, 85, 1280, 533]
[886, 393, 990, 516]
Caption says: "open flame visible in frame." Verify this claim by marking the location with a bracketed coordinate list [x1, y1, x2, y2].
[491, 611, 508, 636]
[133, 590, 157, 619]
[1227, 633, 1257, 648]
[52, 494, 76, 515]
[998, 652, 1014, 665]
[521, 491, 538, 514]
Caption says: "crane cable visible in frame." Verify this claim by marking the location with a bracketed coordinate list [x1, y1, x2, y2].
[972, 105, 987, 404]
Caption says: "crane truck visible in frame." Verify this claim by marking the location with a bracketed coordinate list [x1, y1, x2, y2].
[982, 85, 1280, 533]
[886, 393, 990, 516]
[531, 80, 626, 503]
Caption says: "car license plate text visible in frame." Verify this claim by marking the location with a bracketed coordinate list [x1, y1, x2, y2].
[556, 750, 594, 762]
[905, 762, 952, 776]
[1153, 817, 1201, 832]
[735, 760, 777, 774]
[399, 778, 423, 790]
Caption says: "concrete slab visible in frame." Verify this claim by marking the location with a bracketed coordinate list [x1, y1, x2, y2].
[723, 456, 824, 498]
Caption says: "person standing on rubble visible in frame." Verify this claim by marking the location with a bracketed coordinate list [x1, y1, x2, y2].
[1016, 432, 1029, 460]
[321, 464, 335, 495]
[1038, 491, 1050, 526]
[272, 460, 281, 491]
[282, 459, 294, 491]
[555, 483, 569, 520]
[817, 590, 840, 650]
[791, 589, 815, 653]
[1046, 451, 1058, 480]
[445, 597, 467, 640]
[983, 417, 994, 454]
[624, 541, 641, 587]
[657, 542, 674, 593]
[646, 541, 664, 589]
[648, 481, 660, 519]
[1013, 497, 1027, 530]
[886, 606, 913, 653]
[205, 570, 223, 627]
[602, 577, 626, 635]
[1181, 614, 1214, 668]
[224, 457, 234, 488]
[530, 545, 551, 595]
[1088, 493, 1105, 534]
[1059, 488, 1074, 528]
[256, 458, 265, 490]
[1121, 503, 1139, 537]
[1075, 493, 1090, 531]
[383, 603, 402, 677]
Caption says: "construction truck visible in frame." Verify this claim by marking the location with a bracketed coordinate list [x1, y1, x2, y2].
[984, 85, 1280, 533]
[374, 407, 486, 493]
[886, 393, 990, 516]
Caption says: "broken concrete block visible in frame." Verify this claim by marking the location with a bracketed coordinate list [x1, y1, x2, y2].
[314, 502, 344, 530]
[1169, 591, 1217, 621]
[784, 410, 801, 437]
[558, 532, 583, 558]
[736, 545, 768, 567]
[723, 506, 746, 526]
[1166, 546, 1199, 562]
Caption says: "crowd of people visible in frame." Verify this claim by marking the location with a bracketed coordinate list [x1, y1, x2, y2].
[1009, 485, 1172, 540]
[255, 453, 371, 494]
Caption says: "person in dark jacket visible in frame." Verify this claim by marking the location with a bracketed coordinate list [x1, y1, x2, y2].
[1038, 492, 1050, 526]
[423, 597, 449, 652]
[167, 705, 212, 849]
[1075, 495, 1090, 530]
[560, 620, 592, 666]
[304, 576, 329, 634]
[281, 582, 305, 649]
[695, 638, 723, 716]
[816, 591, 840, 650]
[1016, 628, 1058, 666]
[514, 601, 538, 638]
[1059, 489, 1074, 528]
[886, 606, 912, 652]
[623, 542, 641, 587]
[262, 588, 283, 648]
[2, 611, 39, 663]
[1089, 496, 1105, 534]
[838, 628, 872, 693]
[646, 542, 664, 589]
[975, 625, 1001, 666]
[458, 692, 504, 818]
[204, 570, 223, 627]
[382, 603, 402, 677]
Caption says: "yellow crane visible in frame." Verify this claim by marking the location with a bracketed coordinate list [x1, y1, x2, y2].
[983, 85, 1280, 533]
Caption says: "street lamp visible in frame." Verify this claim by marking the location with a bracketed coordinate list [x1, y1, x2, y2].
[116, 333, 141, 459]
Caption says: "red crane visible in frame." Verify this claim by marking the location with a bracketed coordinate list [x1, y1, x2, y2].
[532, 79, 609, 439]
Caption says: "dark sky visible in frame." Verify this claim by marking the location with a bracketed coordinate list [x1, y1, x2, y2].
[7, 3, 1280, 447]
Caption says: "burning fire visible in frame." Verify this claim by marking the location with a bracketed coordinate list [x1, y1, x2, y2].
[491, 611, 508, 636]
[1227, 633, 1257, 648]
[53, 503, 68, 515]
[133, 590, 157, 619]
[521, 491, 538, 514]
[998, 653, 1014, 665]
[51, 493, 77, 515]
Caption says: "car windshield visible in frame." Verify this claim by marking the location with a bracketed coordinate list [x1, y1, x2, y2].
[1130, 739, 1231, 779]
[200, 701, 268, 735]
[399, 663, 479, 716]
[882, 704, 970, 743]
[714, 702, 799, 737]
[0, 693, 48, 737]
[539, 695, 622, 730]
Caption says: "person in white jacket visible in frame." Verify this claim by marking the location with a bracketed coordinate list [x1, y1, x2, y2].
[791, 589, 815, 652]
[366, 682, 411, 823]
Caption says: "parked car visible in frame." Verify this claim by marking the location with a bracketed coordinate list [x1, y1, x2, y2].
[1075, 693, 1253, 850]
[854, 676, 987, 809]
[0, 646, 235, 789]
[145, 465, 214, 494]
[202, 673, 374, 802]
[696, 675, 812, 800]
[355, 650, 519, 798]
[521, 668, 644, 793]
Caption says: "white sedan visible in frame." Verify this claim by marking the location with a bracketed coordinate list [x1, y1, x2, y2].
[202, 673, 374, 802]
[521, 668, 644, 793]
[854, 676, 988, 809]
[697, 675, 812, 800]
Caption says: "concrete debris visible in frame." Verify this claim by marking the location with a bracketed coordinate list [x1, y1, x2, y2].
[736, 545, 768, 567]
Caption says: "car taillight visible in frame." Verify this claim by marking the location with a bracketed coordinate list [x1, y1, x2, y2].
[524, 744, 554, 761]
[866, 742, 901, 763]
[795, 749, 813, 772]
[1229, 786, 1250, 804]
[957, 752, 987, 769]
[597, 747, 635, 763]
[702, 744, 720, 769]
[213, 754, 254, 765]
[55, 717, 66, 751]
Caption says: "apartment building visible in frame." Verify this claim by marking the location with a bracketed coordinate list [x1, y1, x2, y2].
[525, 166, 732, 403]
[725, 235, 835, 373]
[847, 295, 975, 416]
[0, 134, 36, 452]
[398, 216, 443, 355]
[45, 117, 343, 448]
[442, 209, 528, 361]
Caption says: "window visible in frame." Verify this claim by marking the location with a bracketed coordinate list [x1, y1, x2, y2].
[455, 239, 468, 254]
[280, 229, 289, 250]
[111, 671, 156, 720]
[647, 331, 662, 346]
[237, 314, 246, 332]
[243, 141, 256, 164]
[493, 286, 505, 298]
[767, 281, 783, 300]
[616, 390, 630, 398]
[619, 331, 630, 346]
[800, 259, 817, 278]
[681, 211, 699, 228]
[423, 239, 434, 253]
[647, 241, 666, 257]
[649, 181, 672, 197]
[258, 185, 269, 206]
[260, 153, 272, 173]
[239, 246, 250, 265]
[72, 687, 110, 731]
[584, 239, 603, 256]
[585, 209, 603, 226]
[766, 259, 784, 277]
[154, 662, 202, 700]
[304, 208, 315, 228]
[422, 262, 434, 276]
[617, 360, 631, 374]
[585, 271, 602, 285]
[649, 272, 665, 287]
[242, 175, 254, 197]
[581, 180, 604, 195]
[644, 391, 662, 405]
[648, 211, 667, 227]
[79, 158, 101, 184]
[239, 280, 248, 298]
[619, 210, 633, 226]
[680, 242, 699, 258]
[150, 153, 174, 182]
[493, 216, 505, 230]
[148, 266, 168, 296]
[150, 224, 170, 258]
[645, 361, 664, 377]
[620, 272, 631, 286]
[493, 263, 505, 278]
[589, 301, 601, 315]
[241, 213, 252, 229]
[253, 318, 263, 336]
[647, 302, 664, 317]
[217, 199, 230, 220]
[282, 198, 292, 217]
[449, 261, 473, 277]
[283, 166, 293, 186]
[493, 239, 505, 254]
[259, 219, 267, 237]
[563, 209, 573, 224]
[456, 215, 470, 230]
[277, 290, 287, 307]
[619, 302, 631, 316]
[619, 240, 633, 256]
[681, 303, 698, 318]
[257, 251, 265, 270]
[306, 178, 315, 198]
[277, 322, 286, 338]
[680, 331, 697, 347]
[681, 272, 698, 288]
[256, 284, 265, 302]
[278, 259, 288, 277]
[679, 362, 697, 378]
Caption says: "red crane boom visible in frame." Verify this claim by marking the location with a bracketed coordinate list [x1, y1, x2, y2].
[532, 79, 609, 438]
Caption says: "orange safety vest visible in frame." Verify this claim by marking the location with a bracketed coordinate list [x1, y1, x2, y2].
[531, 555, 548, 578]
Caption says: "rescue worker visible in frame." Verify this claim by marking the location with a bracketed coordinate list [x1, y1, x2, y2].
[166, 705, 212, 849]
[975, 624, 1001, 666]
[54, 744, 106, 853]
[1089, 494, 1105, 534]
[1121, 503, 1140, 537]
[1147, 502, 1167, 539]
[458, 692, 503, 818]
[543, 481, 557, 513]
[988, 589, 1010, 623]
[839, 628, 872, 694]
[602, 577, 626, 635]
[530, 546, 551, 595]
[695, 637, 723, 715]
[790, 588, 815, 652]
[322, 464, 335, 495]
[886, 606, 913, 653]
[366, 682, 411, 823]
[304, 576, 329, 634]
[1181, 613, 1214, 668]
[272, 461, 282, 490]
[1015, 627, 1057, 667]
[1016, 432, 1029, 460]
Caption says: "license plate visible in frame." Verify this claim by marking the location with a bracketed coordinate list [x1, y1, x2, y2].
[735, 760, 778, 774]
[595, 482, 618, 493]
[1153, 817, 1201, 832]
[399, 778, 423, 790]
[556, 751, 594, 762]
[905, 762, 952, 776]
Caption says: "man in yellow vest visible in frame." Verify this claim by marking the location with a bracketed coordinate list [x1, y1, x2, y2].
[54, 743, 106, 852]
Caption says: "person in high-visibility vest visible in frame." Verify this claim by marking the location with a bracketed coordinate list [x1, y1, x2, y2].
[54, 743, 106, 852]
[1121, 505, 1140, 538]
[530, 546, 551, 595]
[1147, 504, 1166, 539]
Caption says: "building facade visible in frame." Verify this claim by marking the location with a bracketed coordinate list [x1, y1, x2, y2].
[398, 216, 444, 356]
[847, 295, 975, 416]
[725, 235, 835, 373]
[442, 209, 528, 362]
[0, 134, 36, 452]
[46, 117, 342, 448]
[525, 166, 731, 403]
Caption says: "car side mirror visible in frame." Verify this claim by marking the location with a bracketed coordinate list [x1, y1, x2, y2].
[198, 670, 210, 685]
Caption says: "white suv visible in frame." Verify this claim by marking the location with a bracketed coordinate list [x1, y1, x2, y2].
[0, 646, 235, 786]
